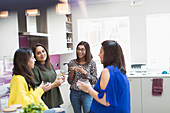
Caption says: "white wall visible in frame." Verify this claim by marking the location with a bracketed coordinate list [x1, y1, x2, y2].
[0, 11, 19, 57]
[61, 0, 170, 65]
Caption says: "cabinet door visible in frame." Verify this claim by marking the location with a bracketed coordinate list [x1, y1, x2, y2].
[59, 81, 74, 113]
[142, 78, 170, 113]
[60, 82, 71, 107]
[47, 6, 67, 55]
[129, 78, 142, 113]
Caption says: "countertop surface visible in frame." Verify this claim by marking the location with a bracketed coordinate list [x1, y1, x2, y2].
[127, 74, 170, 78]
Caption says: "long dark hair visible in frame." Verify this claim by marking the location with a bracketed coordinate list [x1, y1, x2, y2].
[101, 40, 126, 74]
[32, 43, 51, 71]
[13, 48, 35, 90]
[76, 41, 93, 65]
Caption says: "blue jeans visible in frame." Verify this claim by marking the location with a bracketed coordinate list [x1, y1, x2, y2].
[70, 90, 92, 113]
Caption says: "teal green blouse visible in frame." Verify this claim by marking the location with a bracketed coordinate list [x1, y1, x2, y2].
[32, 64, 63, 108]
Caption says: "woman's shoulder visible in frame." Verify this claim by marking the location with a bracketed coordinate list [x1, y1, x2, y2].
[90, 60, 96, 64]
[69, 59, 76, 64]
[105, 65, 117, 70]
[12, 75, 24, 79]
[105, 65, 119, 74]
[70, 59, 76, 62]
[106, 65, 125, 77]
[11, 75, 26, 83]
[100, 68, 110, 88]
[102, 68, 110, 76]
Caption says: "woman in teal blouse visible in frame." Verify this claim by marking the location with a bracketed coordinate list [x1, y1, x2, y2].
[32, 43, 65, 109]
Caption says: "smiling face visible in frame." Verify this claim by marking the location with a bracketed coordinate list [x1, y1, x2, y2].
[98, 46, 104, 64]
[28, 53, 35, 69]
[35, 46, 47, 64]
[77, 45, 86, 59]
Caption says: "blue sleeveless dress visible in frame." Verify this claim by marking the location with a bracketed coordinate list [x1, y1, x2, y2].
[90, 65, 130, 113]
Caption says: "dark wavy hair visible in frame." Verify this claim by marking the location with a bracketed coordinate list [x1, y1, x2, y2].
[32, 43, 51, 71]
[101, 40, 126, 74]
[13, 48, 35, 91]
[76, 41, 93, 65]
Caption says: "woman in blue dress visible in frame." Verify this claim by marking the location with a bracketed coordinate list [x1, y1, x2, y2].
[77, 40, 130, 113]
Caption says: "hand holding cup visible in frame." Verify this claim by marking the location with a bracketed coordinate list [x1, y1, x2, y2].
[77, 79, 92, 93]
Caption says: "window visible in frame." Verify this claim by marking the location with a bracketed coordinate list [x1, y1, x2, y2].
[146, 14, 170, 73]
[78, 17, 130, 76]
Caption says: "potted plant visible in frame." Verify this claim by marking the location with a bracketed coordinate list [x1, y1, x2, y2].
[20, 103, 44, 113]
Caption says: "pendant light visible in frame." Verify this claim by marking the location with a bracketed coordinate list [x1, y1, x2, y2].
[25, 9, 40, 16]
[56, 0, 71, 15]
[0, 11, 8, 18]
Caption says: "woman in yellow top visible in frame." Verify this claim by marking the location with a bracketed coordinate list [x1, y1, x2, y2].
[8, 48, 58, 112]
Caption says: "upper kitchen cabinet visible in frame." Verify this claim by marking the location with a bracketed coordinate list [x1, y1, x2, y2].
[18, 9, 48, 33]
[18, 5, 73, 55]
[18, 9, 49, 50]
[47, 5, 73, 55]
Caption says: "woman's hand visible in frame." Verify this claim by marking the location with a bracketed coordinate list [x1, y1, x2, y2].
[75, 66, 87, 75]
[70, 66, 76, 72]
[61, 76, 66, 83]
[39, 81, 51, 92]
[57, 76, 65, 85]
[68, 66, 76, 80]
[77, 80, 92, 93]
[51, 76, 64, 88]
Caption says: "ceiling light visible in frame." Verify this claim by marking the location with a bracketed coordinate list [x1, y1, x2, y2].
[56, 0, 71, 15]
[0, 11, 8, 18]
[25, 9, 40, 16]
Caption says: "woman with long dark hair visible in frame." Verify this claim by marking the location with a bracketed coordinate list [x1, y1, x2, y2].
[68, 41, 98, 113]
[8, 48, 50, 110]
[77, 40, 130, 113]
[32, 43, 64, 109]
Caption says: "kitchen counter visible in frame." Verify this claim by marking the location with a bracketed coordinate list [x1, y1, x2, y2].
[129, 74, 170, 113]
[127, 74, 170, 78]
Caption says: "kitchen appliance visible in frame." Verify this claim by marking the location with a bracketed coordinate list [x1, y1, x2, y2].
[130, 64, 147, 75]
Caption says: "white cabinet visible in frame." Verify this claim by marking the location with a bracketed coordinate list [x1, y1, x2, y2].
[47, 6, 67, 55]
[47, 6, 73, 55]
[142, 78, 170, 113]
[128, 78, 142, 113]
[129, 77, 170, 113]
[59, 81, 74, 113]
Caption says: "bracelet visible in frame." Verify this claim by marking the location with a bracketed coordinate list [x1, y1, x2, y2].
[86, 87, 92, 93]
